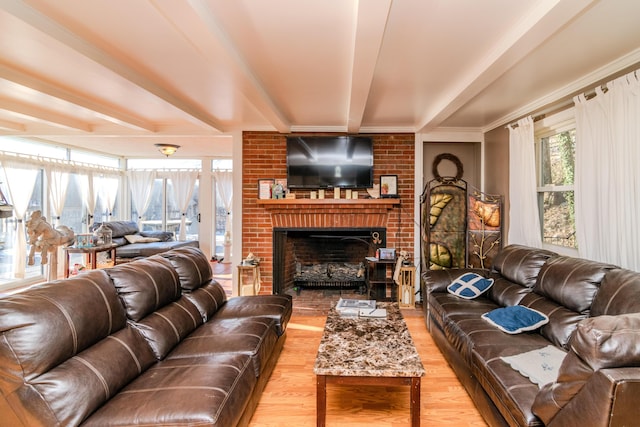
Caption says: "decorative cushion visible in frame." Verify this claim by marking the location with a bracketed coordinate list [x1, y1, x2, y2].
[125, 234, 161, 244]
[447, 273, 494, 299]
[501, 345, 567, 388]
[482, 305, 549, 334]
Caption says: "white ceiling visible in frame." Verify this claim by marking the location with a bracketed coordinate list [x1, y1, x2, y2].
[1, 0, 639, 158]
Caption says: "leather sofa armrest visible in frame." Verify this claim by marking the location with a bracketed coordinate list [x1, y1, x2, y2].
[422, 268, 488, 294]
[546, 368, 640, 427]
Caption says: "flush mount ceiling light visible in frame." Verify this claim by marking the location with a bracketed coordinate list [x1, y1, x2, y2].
[155, 143, 180, 157]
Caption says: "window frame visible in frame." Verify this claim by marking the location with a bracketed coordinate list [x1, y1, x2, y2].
[534, 108, 579, 255]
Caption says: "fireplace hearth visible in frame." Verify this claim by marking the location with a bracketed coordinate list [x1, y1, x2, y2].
[272, 227, 386, 294]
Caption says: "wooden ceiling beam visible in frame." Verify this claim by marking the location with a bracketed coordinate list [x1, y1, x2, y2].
[0, 62, 157, 132]
[0, 98, 92, 131]
[1, 0, 224, 132]
[186, 0, 291, 133]
[347, 0, 391, 134]
[0, 118, 25, 132]
[416, 0, 599, 132]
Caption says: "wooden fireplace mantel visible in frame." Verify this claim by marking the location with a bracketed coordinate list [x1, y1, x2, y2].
[256, 198, 400, 208]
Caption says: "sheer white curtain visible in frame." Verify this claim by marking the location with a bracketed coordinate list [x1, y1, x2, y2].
[96, 175, 119, 222]
[78, 172, 98, 230]
[127, 170, 156, 230]
[46, 167, 69, 226]
[574, 69, 640, 270]
[213, 170, 233, 237]
[169, 170, 198, 241]
[214, 170, 233, 262]
[1, 160, 38, 278]
[508, 116, 542, 248]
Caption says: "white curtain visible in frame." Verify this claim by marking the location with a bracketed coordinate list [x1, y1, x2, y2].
[78, 172, 98, 230]
[96, 175, 119, 222]
[213, 170, 233, 237]
[127, 170, 156, 230]
[1, 160, 39, 278]
[508, 116, 542, 248]
[169, 170, 198, 241]
[574, 69, 640, 270]
[46, 167, 69, 226]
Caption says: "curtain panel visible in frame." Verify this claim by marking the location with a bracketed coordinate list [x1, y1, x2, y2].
[508, 116, 542, 248]
[127, 170, 157, 230]
[169, 170, 198, 241]
[0, 160, 39, 278]
[574, 69, 640, 270]
[213, 170, 233, 237]
[45, 167, 70, 226]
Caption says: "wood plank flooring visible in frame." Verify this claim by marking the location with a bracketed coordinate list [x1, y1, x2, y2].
[248, 309, 488, 426]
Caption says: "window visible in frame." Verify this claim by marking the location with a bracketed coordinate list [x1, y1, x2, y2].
[536, 127, 576, 249]
[0, 139, 122, 289]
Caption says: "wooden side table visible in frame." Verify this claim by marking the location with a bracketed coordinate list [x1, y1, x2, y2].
[63, 244, 117, 278]
[398, 265, 416, 308]
[365, 258, 397, 301]
[238, 263, 261, 296]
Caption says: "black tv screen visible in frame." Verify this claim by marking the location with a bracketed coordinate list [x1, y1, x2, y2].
[286, 136, 373, 189]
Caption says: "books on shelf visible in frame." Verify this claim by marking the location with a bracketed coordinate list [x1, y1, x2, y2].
[335, 298, 387, 318]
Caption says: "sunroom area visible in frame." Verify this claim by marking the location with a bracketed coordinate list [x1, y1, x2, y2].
[0, 138, 232, 292]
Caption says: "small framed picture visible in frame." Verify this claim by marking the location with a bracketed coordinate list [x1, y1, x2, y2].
[258, 179, 274, 200]
[379, 248, 396, 260]
[380, 175, 398, 198]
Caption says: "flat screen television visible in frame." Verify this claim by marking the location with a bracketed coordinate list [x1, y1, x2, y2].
[286, 136, 373, 189]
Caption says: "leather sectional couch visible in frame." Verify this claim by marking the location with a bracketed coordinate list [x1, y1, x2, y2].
[0, 246, 292, 426]
[91, 221, 199, 262]
[422, 244, 640, 427]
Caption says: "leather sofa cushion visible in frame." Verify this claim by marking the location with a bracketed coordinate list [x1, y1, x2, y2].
[162, 246, 213, 291]
[486, 273, 533, 306]
[428, 292, 497, 334]
[140, 230, 174, 241]
[520, 292, 586, 349]
[533, 314, 640, 424]
[215, 295, 293, 337]
[183, 281, 228, 321]
[572, 313, 640, 371]
[591, 268, 640, 316]
[92, 221, 139, 238]
[105, 256, 181, 321]
[115, 240, 198, 258]
[472, 344, 551, 427]
[168, 317, 279, 377]
[491, 244, 557, 288]
[0, 270, 157, 426]
[0, 270, 126, 378]
[531, 351, 591, 425]
[83, 353, 257, 427]
[533, 256, 616, 314]
[130, 297, 204, 360]
[34, 326, 157, 426]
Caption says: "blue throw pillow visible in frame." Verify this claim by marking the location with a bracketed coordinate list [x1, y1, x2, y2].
[482, 306, 549, 334]
[447, 273, 494, 299]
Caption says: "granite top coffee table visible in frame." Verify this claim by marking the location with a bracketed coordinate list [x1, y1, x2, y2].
[314, 302, 425, 426]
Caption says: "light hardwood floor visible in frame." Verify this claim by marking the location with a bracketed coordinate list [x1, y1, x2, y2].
[248, 310, 488, 426]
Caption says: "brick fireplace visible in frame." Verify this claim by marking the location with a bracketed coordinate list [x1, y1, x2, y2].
[242, 131, 415, 294]
[272, 227, 386, 294]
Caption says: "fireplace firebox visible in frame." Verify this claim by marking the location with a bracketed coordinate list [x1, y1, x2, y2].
[272, 228, 386, 294]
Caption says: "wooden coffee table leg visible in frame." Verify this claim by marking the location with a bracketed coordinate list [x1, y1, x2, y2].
[410, 376, 421, 427]
[317, 375, 326, 427]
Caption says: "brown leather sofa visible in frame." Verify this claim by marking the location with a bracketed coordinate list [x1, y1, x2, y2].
[0, 246, 292, 426]
[422, 244, 640, 427]
[91, 221, 199, 262]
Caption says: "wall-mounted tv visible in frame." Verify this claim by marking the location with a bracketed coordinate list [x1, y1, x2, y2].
[286, 136, 373, 189]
